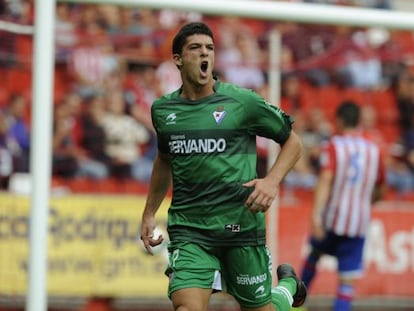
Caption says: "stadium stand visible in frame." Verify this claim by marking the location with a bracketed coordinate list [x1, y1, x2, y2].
[1, 2, 414, 311]
[0, 0, 413, 197]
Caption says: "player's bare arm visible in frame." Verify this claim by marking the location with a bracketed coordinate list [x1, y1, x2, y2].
[140, 152, 172, 255]
[372, 183, 386, 203]
[372, 153, 387, 203]
[312, 169, 333, 240]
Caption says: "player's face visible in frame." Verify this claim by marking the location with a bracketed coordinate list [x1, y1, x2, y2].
[174, 34, 215, 87]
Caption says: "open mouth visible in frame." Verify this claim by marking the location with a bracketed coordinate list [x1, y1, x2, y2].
[200, 61, 208, 73]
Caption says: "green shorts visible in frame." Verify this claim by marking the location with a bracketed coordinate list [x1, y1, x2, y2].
[165, 241, 273, 308]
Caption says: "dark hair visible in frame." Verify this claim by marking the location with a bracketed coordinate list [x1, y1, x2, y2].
[172, 22, 214, 55]
[336, 100, 360, 127]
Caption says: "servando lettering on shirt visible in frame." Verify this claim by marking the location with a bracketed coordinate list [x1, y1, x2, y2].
[236, 273, 267, 285]
[169, 135, 226, 154]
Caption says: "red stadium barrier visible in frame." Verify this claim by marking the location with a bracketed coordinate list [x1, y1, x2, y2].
[275, 191, 414, 298]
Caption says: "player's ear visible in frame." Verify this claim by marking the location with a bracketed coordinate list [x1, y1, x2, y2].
[173, 54, 182, 68]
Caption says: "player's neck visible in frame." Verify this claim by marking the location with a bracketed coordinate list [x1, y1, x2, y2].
[180, 79, 215, 101]
[341, 127, 359, 136]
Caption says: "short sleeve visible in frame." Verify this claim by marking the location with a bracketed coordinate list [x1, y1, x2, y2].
[244, 90, 293, 144]
[320, 141, 336, 172]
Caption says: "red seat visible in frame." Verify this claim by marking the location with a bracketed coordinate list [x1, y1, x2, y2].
[0, 87, 9, 107]
[6, 68, 32, 94]
[15, 35, 33, 63]
[369, 89, 400, 143]
[94, 178, 122, 193]
[342, 87, 369, 106]
[314, 85, 342, 122]
[66, 177, 94, 193]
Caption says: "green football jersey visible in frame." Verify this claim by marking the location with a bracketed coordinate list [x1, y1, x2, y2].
[151, 79, 292, 246]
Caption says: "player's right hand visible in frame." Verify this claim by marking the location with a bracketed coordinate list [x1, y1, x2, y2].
[140, 217, 164, 255]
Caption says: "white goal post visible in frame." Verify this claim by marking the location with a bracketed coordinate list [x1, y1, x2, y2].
[62, 0, 414, 29]
[28, 1, 414, 311]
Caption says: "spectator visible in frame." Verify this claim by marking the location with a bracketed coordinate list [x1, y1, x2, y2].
[385, 143, 414, 195]
[283, 111, 319, 195]
[52, 100, 80, 179]
[0, 111, 18, 189]
[216, 17, 266, 90]
[125, 63, 161, 160]
[52, 90, 113, 180]
[125, 63, 160, 131]
[282, 105, 332, 201]
[101, 90, 152, 181]
[155, 58, 182, 95]
[8, 0, 33, 24]
[123, 8, 159, 35]
[77, 94, 110, 179]
[0, 6, 17, 67]
[279, 44, 296, 74]
[389, 69, 414, 193]
[280, 73, 309, 116]
[0, 0, 6, 16]
[158, 9, 202, 30]
[360, 104, 385, 146]
[347, 29, 383, 88]
[69, 20, 119, 98]
[360, 103, 414, 194]
[98, 4, 122, 34]
[276, 21, 333, 86]
[393, 70, 414, 144]
[75, 4, 100, 31]
[55, 3, 79, 59]
[358, 0, 393, 9]
[4, 93, 30, 172]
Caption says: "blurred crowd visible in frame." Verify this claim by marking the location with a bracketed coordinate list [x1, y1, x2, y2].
[0, 0, 413, 197]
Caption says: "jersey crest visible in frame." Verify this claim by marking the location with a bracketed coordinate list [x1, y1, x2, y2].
[213, 105, 227, 125]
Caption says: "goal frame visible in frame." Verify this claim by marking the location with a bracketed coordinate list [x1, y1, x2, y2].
[29, 1, 414, 311]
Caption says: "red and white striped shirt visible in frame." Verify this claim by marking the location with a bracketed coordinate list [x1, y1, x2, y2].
[320, 133, 385, 237]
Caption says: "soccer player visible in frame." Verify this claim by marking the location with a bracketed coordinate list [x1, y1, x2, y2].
[140, 22, 306, 311]
[299, 101, 387, 311]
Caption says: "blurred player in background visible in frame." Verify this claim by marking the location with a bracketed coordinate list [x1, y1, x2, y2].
[299, 101, 387, 311]
[140, 22, 307, 311]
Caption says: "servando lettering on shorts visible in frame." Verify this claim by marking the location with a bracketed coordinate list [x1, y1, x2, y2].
[169, 138, 226, 154]
[236, 273, 267, 285]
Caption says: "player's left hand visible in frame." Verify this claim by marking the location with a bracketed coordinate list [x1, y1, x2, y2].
[311, 214, 325, 240]
[243, 178, 278, 212]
